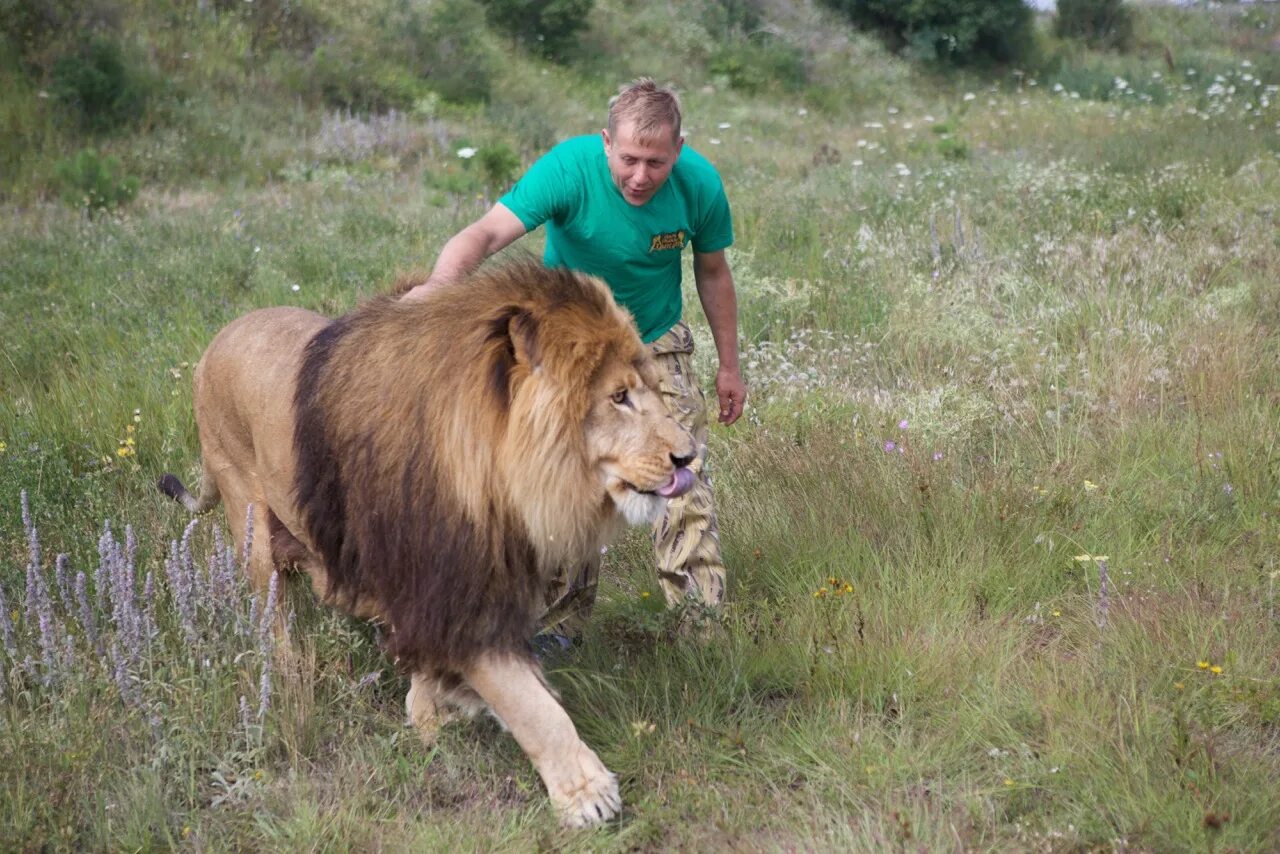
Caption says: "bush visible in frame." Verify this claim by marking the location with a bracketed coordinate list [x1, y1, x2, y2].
[479, 0, 593, 61]
[1054, 0, 1133, 52]
[709, 33, 808, 94]
[54, 147, 139, 212]
[49, 38, 147, 132]
[0, 0, 122, 72]
[309, 43, 424, 113]
[818, 0, 1036, 66]
[419, 0, 499, 103]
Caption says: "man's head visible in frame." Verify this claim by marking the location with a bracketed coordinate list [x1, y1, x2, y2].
[602, 78, 684, 206]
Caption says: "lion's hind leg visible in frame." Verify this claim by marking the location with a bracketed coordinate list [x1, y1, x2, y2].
[406, 670, 489, 744]
[463, 652, 620, 827]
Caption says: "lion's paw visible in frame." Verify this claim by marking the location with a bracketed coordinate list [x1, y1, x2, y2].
[554, 769, 621, 828]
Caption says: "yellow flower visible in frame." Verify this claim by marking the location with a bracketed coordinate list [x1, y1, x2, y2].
[125, 424, 135, 434]
[1083, 479, 1099, 492]
[843, 583, 854, 594]
[1073, 554, 1109, 563]
[1051, 609, 1061, 617]
[1197, 661, 1210, 670]
[181, 826, 192, 839]
[630, 720, 656, 737]
[116, 447, 132, 458]
[640, 591, 650, 599]
[1174, 682, 1185, 690]
[0, 441, 6, 454]
[1210, 665, 1223, 675]
[1003, 778, 1015, 787]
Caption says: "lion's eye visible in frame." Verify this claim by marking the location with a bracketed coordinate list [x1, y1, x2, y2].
[611, 389, 629, 406]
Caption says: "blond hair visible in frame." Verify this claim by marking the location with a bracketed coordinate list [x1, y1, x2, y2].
[607, 78, 682, 143]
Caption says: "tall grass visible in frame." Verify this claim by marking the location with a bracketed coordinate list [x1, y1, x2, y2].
[3, 0, 1280, 849]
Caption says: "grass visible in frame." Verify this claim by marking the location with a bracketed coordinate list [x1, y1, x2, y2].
[3, 0, 1280, 850]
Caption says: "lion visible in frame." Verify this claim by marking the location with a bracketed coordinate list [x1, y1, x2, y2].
[158, 259, 696, 826]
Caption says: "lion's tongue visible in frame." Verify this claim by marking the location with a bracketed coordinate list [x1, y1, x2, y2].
[657, 467, 695, 499]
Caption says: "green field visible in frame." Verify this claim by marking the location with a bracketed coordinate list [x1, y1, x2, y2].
[3, 1, 1280, 849]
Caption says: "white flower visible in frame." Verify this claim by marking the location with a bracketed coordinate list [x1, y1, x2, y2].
[894, 163, 911, 177]
[709, 138, 721, 145]
[963, 92, 976, 101]
[291, 284, 300, 292]
[717, 122, 731, 129]
[456, 147, 477, 159]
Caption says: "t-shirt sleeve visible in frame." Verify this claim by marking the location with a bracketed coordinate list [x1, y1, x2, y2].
[498, 145, 574, 232]
[692, 181, 733, 254]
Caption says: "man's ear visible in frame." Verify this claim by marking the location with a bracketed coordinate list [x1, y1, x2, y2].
[601, 128, 612, 155]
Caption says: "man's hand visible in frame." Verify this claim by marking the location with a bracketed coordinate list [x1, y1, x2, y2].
[715, 365, 746, 425]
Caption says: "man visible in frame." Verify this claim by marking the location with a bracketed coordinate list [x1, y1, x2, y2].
[404, 78, 745, 629]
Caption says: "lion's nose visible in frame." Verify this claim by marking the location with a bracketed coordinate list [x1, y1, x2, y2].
[671, 451, 695, 469]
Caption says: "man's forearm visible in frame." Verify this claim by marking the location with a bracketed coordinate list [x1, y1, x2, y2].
[695, 269, 741, 371]
[425, 225, 497, 287]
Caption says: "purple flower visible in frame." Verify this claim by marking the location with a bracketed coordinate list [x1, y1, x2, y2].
[933, 451, 944, 461]
[883, 441, 896, 453]
[898, 419, 909, 430]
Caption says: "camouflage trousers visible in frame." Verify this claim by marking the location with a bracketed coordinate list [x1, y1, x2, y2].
[540, 321, 727, 630]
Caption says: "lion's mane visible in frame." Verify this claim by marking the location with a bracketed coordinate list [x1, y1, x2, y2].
[292, 259, 637, 671]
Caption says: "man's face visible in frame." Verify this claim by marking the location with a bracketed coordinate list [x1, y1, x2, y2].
[602, 120, 683, 206]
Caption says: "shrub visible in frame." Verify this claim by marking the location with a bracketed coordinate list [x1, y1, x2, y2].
[479, 0, 593, 61]
[418, 0, 499, 104]
[49, 37, 147, 132]
[818, 0, 1036, 66]
[1054, 0, 1133, 52]
[709, 33, 808, 94]
[310, 44, 424, 113]
[54, 147, 139, 212]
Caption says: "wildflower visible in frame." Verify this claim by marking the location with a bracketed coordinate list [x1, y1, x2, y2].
[932, 451, 944, 462]
[0, 441, 6, 453]
[630, 720, 656, 737]
[1210, 665, 1222, 675]
[898, 419, 909, 430]
[291, 284, 300, 292]
[1004, 778, 1014, 787]
[1174, 682, 1184, 690]
[456, 147, 477, 159]
[1073, 554, 1109, 563]
[1197, 661, 1210, 670]
[883, 441, 896, 453]
[1051, 609, 1061, 618]
[640, 591, 650, 599]
[133, 409, 141, 422]
[963, 92, 976, 101]
[1083, 479, 1098, 492]
[717, 122, 731, 129]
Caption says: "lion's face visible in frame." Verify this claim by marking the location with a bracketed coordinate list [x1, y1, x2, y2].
[584, 354, 697, 526]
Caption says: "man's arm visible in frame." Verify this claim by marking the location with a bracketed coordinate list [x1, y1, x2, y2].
[692, 249, 746, 425]
[402, 203, 528, 302]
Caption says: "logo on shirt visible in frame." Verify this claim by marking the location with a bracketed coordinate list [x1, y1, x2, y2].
[648, 230, 686, 253]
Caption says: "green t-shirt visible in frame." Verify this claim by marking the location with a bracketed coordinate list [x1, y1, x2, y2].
[498, 135, 734, 343]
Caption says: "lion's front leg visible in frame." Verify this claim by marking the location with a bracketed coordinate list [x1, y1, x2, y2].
[463, 651, 620, 827]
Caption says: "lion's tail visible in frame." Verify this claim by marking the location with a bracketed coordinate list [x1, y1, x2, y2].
[157, 471, 220, 514]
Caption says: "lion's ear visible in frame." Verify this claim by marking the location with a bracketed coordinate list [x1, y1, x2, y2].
[507, 309, 541, 370]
